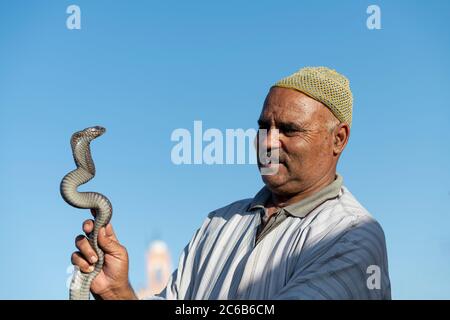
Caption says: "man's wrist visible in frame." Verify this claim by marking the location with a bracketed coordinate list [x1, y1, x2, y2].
[114, 283, 138, 300]
[98, 283, 138, 300]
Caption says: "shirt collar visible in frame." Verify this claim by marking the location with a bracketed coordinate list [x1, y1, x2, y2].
[248, 173, 343, 218]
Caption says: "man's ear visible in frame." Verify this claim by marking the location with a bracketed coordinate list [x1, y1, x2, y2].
[333, 123, 350, 156]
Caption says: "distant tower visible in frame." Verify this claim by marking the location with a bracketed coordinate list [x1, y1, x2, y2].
[137, 240, 172, 299]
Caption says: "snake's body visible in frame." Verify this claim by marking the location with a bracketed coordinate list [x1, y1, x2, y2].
[60, 126, 112, 300]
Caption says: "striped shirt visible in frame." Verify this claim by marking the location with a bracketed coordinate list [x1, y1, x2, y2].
[149, 174, 391, 300]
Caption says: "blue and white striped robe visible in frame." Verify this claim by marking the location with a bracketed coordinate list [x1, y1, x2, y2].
[151, 185, 391, 300]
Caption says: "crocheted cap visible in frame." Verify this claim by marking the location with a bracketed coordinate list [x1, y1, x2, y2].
[273, 66, 353, 127]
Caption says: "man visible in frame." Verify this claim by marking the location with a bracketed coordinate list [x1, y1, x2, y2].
[72, 66, 391, 299]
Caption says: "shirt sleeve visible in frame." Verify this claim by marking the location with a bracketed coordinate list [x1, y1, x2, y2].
[273, 216, 391, 300]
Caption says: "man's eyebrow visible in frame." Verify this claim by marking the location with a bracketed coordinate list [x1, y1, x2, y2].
[277, 121, 308, 130]
[257, 119, 309, 131]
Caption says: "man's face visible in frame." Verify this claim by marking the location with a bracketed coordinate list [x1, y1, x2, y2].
[257, 87, 339, 196]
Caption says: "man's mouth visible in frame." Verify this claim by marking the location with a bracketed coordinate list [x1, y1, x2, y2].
[259, 158, 285, 168]
[260, 161, 274, 168]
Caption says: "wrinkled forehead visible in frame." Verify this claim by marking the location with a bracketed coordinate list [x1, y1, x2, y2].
[260, 87, 328, 124]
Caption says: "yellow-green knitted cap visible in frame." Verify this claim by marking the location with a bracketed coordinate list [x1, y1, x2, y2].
[273, 66, 353, 127]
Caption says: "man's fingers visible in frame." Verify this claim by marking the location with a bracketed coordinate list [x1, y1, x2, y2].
[71, 251, 95, 273]
[75, 235, 98, 264]
[83, 220, 94, 234]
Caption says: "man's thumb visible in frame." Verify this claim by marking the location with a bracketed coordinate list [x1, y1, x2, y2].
[98, 225, 122, 254]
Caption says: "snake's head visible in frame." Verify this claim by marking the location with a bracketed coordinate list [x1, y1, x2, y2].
[85, 126, 106, 138]
[73, 126, 106, 140]
[69, 126, 107, 175]
[70, 126, 106, 149]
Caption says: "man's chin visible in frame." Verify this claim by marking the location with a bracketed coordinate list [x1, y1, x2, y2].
[261, 173, 289, 190]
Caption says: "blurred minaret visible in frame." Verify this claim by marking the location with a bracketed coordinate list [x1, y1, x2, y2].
[137, 240, 172, 299]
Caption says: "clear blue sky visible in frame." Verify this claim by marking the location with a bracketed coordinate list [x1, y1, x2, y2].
[0, 0, 449, 299]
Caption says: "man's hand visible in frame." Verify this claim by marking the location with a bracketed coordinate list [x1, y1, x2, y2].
[71, 209, 138, 300]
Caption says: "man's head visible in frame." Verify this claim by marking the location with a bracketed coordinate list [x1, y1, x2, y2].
[257, 67, 352, 198]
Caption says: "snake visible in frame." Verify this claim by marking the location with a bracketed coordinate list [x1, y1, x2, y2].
[60, 126, 113, 300]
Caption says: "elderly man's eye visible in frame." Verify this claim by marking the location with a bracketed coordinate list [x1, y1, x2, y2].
[280, 126, 297, 135]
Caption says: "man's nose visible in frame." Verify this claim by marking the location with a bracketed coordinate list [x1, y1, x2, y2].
[259, 128, 280, 150]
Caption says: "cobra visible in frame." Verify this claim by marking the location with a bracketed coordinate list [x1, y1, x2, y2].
[60, 126, 112, 300]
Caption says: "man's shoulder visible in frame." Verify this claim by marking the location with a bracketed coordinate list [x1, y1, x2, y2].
[304, 186, 389, 276]
[322, 186, 376, 222]
[309, 185, 386, 243]
[321, 185, 387, 246]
